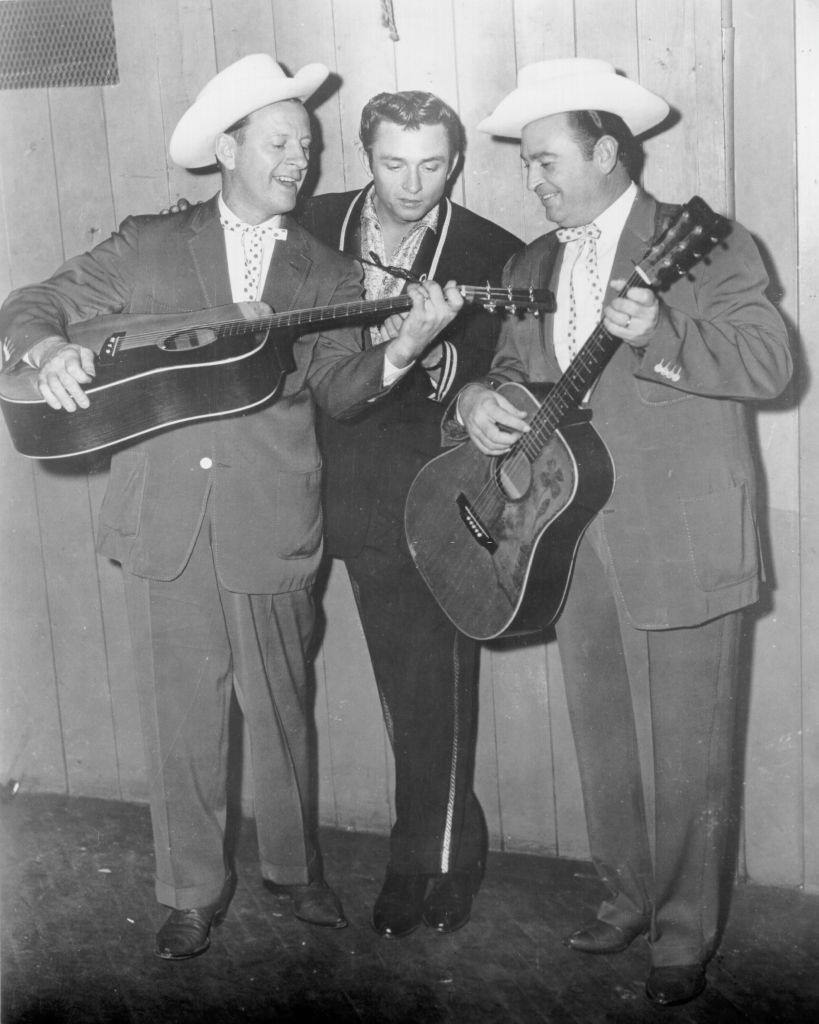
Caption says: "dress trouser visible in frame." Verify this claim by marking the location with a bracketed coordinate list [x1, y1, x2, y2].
[554, 523, 743, 968]
[343, 511, 486, 876]
[123, 509, 318, 909]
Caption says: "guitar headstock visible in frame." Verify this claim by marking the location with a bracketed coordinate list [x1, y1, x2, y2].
[636, 195, 731, 290]
[459, 284, 556, 317]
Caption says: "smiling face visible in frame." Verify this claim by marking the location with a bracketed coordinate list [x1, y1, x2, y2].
[217, 99, 311, 223]
[520, 112, 626, 227]
[365, 121, 456, 234]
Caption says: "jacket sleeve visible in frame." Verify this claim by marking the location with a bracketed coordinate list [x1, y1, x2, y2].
[428, 230, 524, 403]
[439, 248, 536, 446]
[0, 220, 141, 369]
[304, 255, 395, 419]
[633, 219, 792, 400]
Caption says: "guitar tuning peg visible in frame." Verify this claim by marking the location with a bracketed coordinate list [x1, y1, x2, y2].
[483, 301, 497, 312]
[508, 304, 518, 315]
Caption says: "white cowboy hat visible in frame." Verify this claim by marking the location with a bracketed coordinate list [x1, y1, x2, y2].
[170, 54, 329, 169]
[477, 58, 669, 139]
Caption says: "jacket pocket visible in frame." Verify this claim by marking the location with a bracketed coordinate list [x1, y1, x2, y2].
[273, 467, 323, 559]
[98, 450, 148, 538]
[680, 482, 758, 591]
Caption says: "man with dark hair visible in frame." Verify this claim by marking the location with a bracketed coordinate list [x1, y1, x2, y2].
[0, 57, 462, 961]
[299, 90, 522, 938]
[452, 59, 791, 1004]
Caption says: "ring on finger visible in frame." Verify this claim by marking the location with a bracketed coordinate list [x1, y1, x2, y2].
[624, 313, 631, 328]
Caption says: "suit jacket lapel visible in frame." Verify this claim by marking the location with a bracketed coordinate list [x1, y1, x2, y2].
[606, 188, 656, 304]
[261, 217, 313, 313]
[539, 233, 563, 378]
[187, 196, 232, 306]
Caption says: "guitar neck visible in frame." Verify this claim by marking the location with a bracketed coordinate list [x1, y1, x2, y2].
[241, 293, 416, 335]
[517, 268, 643, 456]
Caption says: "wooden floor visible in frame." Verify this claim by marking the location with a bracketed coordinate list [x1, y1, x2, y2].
[1, 795, 817, 1023]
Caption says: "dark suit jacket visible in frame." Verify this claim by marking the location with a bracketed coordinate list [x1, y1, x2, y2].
[299, 185, 522, 558]
[444, 188, 792, 628]
[0, 196, 392, 592]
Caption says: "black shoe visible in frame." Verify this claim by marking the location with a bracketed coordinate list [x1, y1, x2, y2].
[372, 871, 428, 938]
[155, 873, 235, 960]
[564, 917, 646, 954]
[265, 877, 347, 928]
[645, 965, 706, 1006]
[422, 867, 481, 933]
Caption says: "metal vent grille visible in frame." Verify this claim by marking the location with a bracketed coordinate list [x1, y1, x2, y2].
[0, 0, 118, 90]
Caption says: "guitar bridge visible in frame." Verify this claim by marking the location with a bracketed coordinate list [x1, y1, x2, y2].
[98, 332, 125, 364]
[457, 493, 497, 552]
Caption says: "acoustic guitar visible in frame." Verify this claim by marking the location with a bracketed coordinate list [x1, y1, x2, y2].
[404, 196, 730, 641]
[0, 285, 552, 459]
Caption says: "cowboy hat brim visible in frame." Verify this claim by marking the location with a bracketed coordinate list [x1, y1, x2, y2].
[477, 67, 669, 139]
[170, 55, 330, 169]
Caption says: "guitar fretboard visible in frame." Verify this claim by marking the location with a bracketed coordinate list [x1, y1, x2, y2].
[515, 268, 642, 462]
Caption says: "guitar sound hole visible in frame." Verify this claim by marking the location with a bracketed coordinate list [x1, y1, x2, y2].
[496, 452, 532, 501]
[158, 328, 217, 351]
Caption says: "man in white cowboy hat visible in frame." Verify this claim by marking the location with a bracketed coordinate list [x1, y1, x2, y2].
[0, 53, 463, 960]
[449, 58, 791, 1005]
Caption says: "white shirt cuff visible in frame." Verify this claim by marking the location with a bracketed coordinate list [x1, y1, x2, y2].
[382, 352, 413, 387]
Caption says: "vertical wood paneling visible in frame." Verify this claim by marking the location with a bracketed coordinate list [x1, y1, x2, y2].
[0, 90, 64, 283]
[151, 0, 219, 206]
[0, 0, 813, 890]
[389, 0, 463, 205]
[0, 154, 11, 298]
[211, 0, 277, 69]
[745, 511, 803, 885]
[733, 0, 803, 887]
[48, 88, 117, 256]
[795, 0, 819, 895]
[452, 0, 525, 241]
[104, 0, 175, 219]
[511, 0, 576, 241]
[329, 0, 397, 191]
[0, 433, 66, 794]
[474, 655, 502, 848]
[488, 642, 558, 855]
[270, 0, 347, 197]
[33, 465, 118, 797]
[86, 470, 146, 802]
[545, 642, 588, 859]
[636, 0, 727, 209]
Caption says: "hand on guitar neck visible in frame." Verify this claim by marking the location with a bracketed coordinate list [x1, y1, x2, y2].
[602, 280, 659, 345]
[381, 279, 464, 369]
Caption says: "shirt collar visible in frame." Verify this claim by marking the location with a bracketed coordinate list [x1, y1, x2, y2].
[218, 193, 283, 232]
[592, 181, 638, 247]
[361, 187, 440, 241]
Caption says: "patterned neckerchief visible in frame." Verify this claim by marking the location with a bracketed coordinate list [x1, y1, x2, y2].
[360, 189, 440, 345]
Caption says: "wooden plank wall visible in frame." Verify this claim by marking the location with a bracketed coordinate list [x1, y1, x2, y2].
[0, 0, 815, 890]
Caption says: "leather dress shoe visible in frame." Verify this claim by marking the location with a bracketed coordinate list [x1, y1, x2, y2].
[645, 964, 707, 1006]
[266, 878, 347, 928]
[422, 867, 482, 933]
[564, 917, 646, 954]
[372, 871, 429, 938]
[155, 873, 235, 960]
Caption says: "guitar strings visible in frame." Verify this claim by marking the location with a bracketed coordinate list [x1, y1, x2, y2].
[464, 269, 642, 529]
[87, 287, 548, 351]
